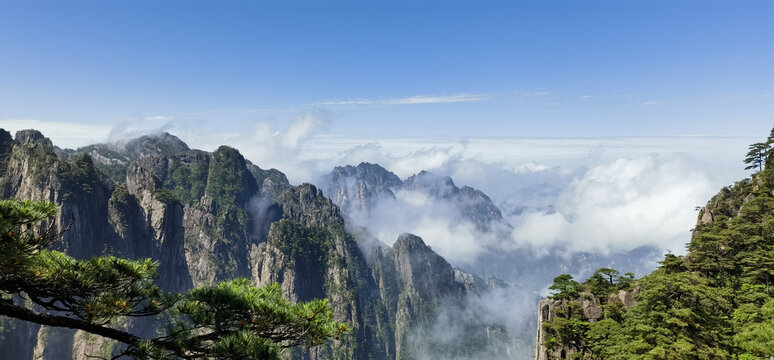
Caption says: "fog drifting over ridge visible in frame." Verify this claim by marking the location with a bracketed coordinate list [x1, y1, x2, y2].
[1, 115, 755, 263]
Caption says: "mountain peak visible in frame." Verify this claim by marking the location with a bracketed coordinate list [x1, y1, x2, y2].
[122, 132, 190, 159]
[14, 129, 52, 147]
[404, 170, 458, 198]
[325, 162, 403, 213]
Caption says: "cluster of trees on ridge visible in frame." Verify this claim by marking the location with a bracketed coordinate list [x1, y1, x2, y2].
[0, 199, 348, 359]
[541, 130, 774, 359]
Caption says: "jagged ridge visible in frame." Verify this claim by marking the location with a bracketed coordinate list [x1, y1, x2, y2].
[0, 129, 519, 360]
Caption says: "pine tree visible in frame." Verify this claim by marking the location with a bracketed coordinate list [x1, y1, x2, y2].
[744, 142, 768, 172]
[549, 274, 582, 300]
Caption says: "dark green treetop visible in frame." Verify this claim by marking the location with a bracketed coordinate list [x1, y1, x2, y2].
[548, 274, 581, 300]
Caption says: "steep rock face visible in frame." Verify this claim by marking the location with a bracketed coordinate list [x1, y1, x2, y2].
[324, 162, 403, 213]
[696, 179, 752, 225]
[2, 130, 59, 200]
[458, 185, 506, 230]
[0, 299, 40, 360]
[403, 171, 459, 199]
[71, 330, 117, 360]
[125, 156, 193, 291]
[0, 129, 14, 178]
[125, 146, 264, 286]
[389, 234, 464, 358]
[392, 234, 462, 301]
[0, 129, 192, 358]
[2, 130, 122, 260]
[370, 234, 518, 360]
[247, 161, 292, 201]
[181, 147, 260, 285]
[250, 183, 393, 360]
[534, 289, 640, 360]
[277, 183, 344, 228]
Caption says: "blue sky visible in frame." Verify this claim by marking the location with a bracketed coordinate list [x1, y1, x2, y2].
[1, 0, 772, 258]
[1, 0, 772, 139]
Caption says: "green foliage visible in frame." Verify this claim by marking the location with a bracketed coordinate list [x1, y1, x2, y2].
[18, 139, 58, 183]
[153, 187, 180, 206]
[610, 270, 733, 359]
[585, 318, 621, 358]
[199, 148, 254, 263]
[734, 298, 774, 357]
[270, 220, 333, 267]
[205, 146, 252, 208]
[744, 128, 774, 172]
[549, 274, 581, 300]
[109, 184, 131, 209]
[0, 199, 348, 359]
[583, 268, 619, 300]
[94, 162, 129, 184]
[745, 142, 768, 171]
[0, 132, 14, 179]
[152, 279, 349, 359]
[165, 159, 208, 205]
[542, 129, 774, 359]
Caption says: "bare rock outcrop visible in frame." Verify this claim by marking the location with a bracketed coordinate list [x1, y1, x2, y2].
[535, 288, 641, 360]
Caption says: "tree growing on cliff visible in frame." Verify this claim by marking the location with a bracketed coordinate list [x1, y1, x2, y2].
[0, 199, 348, 359]
[744, 142, 768, 172]
[583, 268, 619, 299]
[549, 274, 581, 300]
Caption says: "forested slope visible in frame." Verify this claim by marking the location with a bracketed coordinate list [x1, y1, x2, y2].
[536, 132, 774, 360]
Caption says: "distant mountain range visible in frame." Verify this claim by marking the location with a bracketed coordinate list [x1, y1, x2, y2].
[321, 161, 662, 293]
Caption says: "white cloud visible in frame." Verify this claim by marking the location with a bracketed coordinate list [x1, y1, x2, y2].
[0, 119, 111, 149]
[163, 114, 328, 181]
[509, 155, 715, 255]
[514, 162, 552, 174]
[346, 187, 501, 265]
[314, 93, 489, 106]
[278, 114, 324, 150]
[106, 116, 185, 142]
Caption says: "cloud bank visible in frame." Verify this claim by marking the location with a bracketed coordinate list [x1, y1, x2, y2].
[508, 155, 714, 256]
[2, 116, 754, 264]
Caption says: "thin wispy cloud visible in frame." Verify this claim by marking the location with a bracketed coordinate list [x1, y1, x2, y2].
[313, 93, 489, 106]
